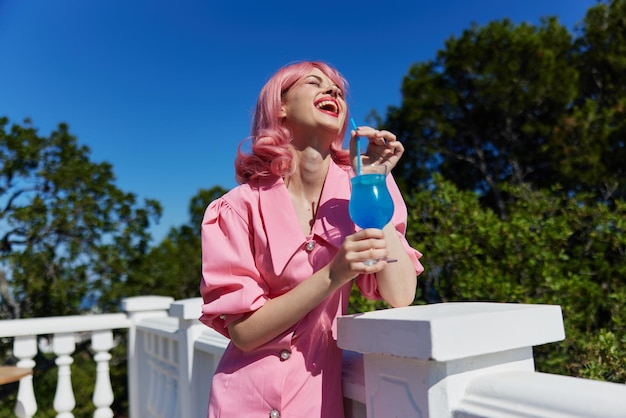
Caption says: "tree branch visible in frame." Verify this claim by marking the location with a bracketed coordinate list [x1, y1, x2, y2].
[0, 269, 20, 319]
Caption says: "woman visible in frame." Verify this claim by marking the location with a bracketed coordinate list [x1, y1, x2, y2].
[199, 61, 423, 418]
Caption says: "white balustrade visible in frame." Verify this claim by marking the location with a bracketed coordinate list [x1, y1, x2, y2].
[121, 295, 175, 418]
[454, 370, 626, 417]
[2, 297, 626, 418]
[337, 302, 626, 418]
[13, 335, 38, 418]
[53, 332, 76, 418]
[342, 350, 366, 418]
[91, 330, 114, 418]
[191, 323, 228, 417]
[170, 298, 215, 418]
[0, 301, 159, 418]
[129, 297, 223, 418]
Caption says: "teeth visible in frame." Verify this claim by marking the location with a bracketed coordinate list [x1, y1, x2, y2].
[316, 100, 338, 114]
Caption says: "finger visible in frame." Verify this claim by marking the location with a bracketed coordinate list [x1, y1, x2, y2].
[349, 128, 364, 170]
[353, 228, 385, 240]
[377, 130, 397, 142]
[354, 125, 376, 137]
[365, 131, 399, 152]
[349, 128, 358, 156]
[368, 135, 388, 147]
[362, 247, 388, 261]
[350, 260, 384, 274]
[353, 239, 387, 258]
[385, 140, 404, 155]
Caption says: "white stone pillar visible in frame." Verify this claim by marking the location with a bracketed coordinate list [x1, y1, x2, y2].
[121, 296, 175, 418]
[53, 332, 76, 418]
[13, 335, 38, 418]
[337, 302, 565, 418]
[92, 330, 114, 418]
[169, 297, 205, 418]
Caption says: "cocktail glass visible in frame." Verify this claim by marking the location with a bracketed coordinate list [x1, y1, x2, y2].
[349, 163, 394, 265]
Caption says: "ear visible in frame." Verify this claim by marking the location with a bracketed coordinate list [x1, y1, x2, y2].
[278, 102, 287, 119]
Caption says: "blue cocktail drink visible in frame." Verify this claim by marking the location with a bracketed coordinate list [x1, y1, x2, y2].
[349, 172, 394, 229]
[349, 119, 396, 264]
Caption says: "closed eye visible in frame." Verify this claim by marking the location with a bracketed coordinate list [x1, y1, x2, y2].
[305, 75, 343, 97]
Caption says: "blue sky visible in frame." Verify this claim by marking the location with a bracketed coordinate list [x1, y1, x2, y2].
[0, 0, 598, 243]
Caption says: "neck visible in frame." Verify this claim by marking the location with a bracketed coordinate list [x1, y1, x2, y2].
[285, 146, 330, 199]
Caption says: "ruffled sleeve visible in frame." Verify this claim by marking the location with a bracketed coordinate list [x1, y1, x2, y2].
[199, 197, 268, 339]
[356, 173, 424, 300]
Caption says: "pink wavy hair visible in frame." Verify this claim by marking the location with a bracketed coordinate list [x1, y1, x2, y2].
[235, 61, 351, 184]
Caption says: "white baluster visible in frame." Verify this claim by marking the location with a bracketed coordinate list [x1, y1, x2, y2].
[13, 335, 38, 418]
[145, 334, 158, 417]
[146, 359, 158, 417]
[91, 330, 114, 418]
[167, 370, 178, 418]
[53, 332, 76, 418]
[167, 339, 178, 418]
[156, 361, 167, 418]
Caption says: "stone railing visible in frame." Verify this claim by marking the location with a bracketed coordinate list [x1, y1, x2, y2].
[0, 310, 133, 417]
[337, 302, 626, 417]
[1, 297, 626, 417]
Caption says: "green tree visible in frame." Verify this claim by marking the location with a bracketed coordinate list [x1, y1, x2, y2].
[126, 186, 227, 300]
[379, 0, 626, 383]
[571, 0, 626, 200]
[403, 175, 626, 382]
[386, 17, 578, 214]
[0, 116, 162, 416]
[386, 1, 626, 212]
[0, 117, 161, 319]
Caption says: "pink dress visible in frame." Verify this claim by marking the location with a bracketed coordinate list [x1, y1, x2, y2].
[199, 160, 423, 418]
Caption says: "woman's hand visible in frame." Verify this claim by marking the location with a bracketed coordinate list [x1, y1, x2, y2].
[350, 125, 404, 172]
[327, 228, 389, 286]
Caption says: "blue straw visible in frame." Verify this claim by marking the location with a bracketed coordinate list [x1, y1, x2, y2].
[350, 118, 361, 175]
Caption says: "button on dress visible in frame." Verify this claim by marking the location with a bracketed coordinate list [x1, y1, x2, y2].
[199, 160, 423, 418]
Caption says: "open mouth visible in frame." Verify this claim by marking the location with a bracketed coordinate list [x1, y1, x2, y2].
[314, 98, 339, 116]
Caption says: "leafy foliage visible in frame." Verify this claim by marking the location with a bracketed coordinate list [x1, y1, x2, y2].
[579, 329, 626, 382]
[0, 117, 162, 416]
[0, 117, 161, 319]
[127, 186, 227, 300]
[372, 0, 626, 382]
[395, 175, 626, 381]
[386, 2, 626, 214]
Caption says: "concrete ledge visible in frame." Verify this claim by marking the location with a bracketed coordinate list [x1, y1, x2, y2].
[121, 295, 174, 312]
[454, 370, 626, 418]
[169, 297, 203, 320]
[338, 302, 564, 361]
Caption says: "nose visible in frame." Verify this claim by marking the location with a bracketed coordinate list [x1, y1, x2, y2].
[324, 84, 340, 97]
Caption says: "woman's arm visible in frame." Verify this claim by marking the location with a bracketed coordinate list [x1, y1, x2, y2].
[227, 265, 339, 352]
[228, 230, 391, 352]
[375, 223, 418, 307]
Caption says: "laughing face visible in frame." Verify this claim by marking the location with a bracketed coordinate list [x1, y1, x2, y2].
[279, 68, 346, 142]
